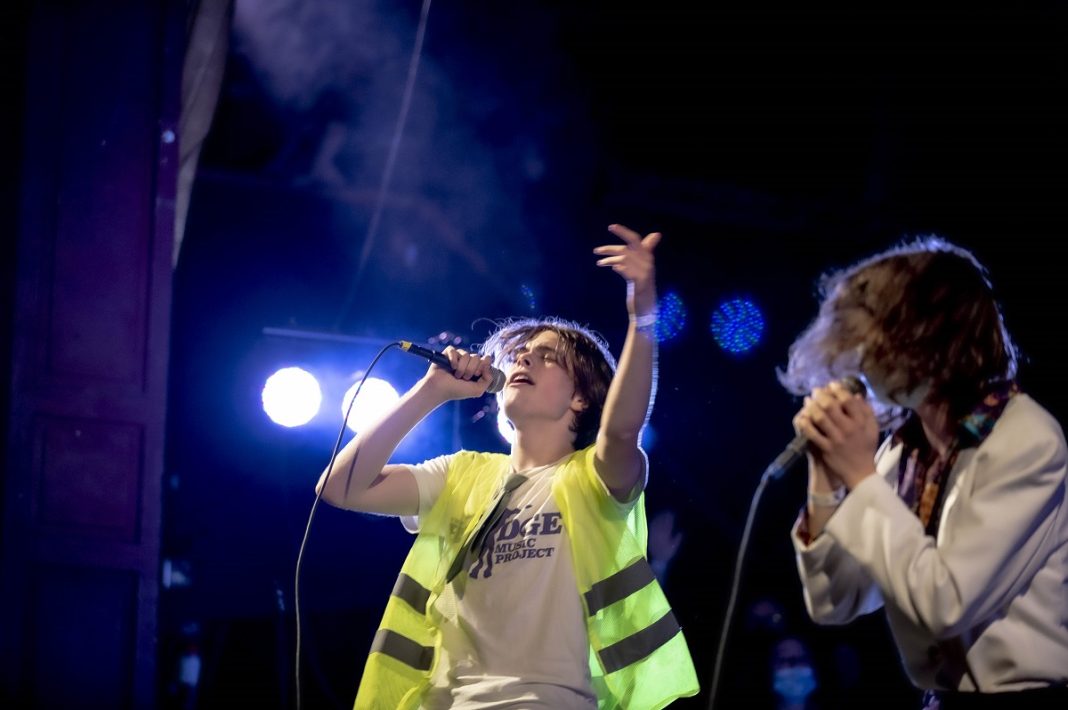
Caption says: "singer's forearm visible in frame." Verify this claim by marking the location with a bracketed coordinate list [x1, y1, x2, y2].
[602, 280, 658, 436]
[316, 380, 443, 509]
[601, 322, 657, 439]
[803, 462, 843, 539]
[595, 319, 657, 495]
[804, 505, 837, 539]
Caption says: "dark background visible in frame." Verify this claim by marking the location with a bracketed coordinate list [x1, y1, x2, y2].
[15, 2, 1067, 708]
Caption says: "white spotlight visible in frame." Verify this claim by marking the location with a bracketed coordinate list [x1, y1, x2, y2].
[342, 377, 400, 433]
[496, 407, 515, 445]
[262, 367, 322, 427]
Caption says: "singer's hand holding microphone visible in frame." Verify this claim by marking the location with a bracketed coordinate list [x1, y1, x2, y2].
[790, 377, 880, 491]
[402, 341, 506, 400]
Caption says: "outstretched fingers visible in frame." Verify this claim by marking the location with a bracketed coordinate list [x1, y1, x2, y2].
[594, 224, 660, 284]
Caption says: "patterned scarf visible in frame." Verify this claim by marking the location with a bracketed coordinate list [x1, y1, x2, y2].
[893, 380, 1018, 537]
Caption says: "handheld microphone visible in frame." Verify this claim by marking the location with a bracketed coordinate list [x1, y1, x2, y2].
[763, 375, 868, 481]
[399, 341, 506, 394]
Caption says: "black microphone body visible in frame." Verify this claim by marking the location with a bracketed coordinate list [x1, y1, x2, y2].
[399, 341, 506, 394]
[763, 433, 810, 481]
[763, 375, 868, 481]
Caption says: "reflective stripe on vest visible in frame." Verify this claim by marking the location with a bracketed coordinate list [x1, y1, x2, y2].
[597, 609, 682, 674]
[365, 574, 435, 675]
[584, 559, 656, 615]
[584, 560, 684, 674]
[392, 573, 431, 615]
[370, 629, 434, 672]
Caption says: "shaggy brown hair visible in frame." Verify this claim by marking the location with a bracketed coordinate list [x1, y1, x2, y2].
[779, 237, 1017, 422]
[480, 318, 617, 449]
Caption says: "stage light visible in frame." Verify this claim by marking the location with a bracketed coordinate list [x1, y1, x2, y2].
[262, 367, 322, 427]
[710, 297, 765, 354]
[655, 291, 686, 343]
[520, 284, 537, 312]
[342, 377, 400, 433]
[497, 407, 515, 445]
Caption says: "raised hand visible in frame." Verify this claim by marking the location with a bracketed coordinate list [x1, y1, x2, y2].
[593, 223, 661, 318]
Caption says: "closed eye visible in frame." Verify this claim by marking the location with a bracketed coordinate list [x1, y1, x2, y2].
[509, 345, 559, 363]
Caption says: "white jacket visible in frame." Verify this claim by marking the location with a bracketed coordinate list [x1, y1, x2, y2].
[793, 394, 1068, 691]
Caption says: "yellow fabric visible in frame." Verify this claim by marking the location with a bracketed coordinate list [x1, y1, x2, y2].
[554, 447, 699, 708]
[354, 452, 507, 710]
[354, 446, 699, 709]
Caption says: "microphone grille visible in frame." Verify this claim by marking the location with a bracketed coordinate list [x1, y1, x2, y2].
[486, 368, 507, 394]
[841, 375, 867, 397]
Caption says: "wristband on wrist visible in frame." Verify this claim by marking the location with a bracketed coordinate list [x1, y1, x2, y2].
[631, 311, 659, 330]
[808, 486, 847, 508]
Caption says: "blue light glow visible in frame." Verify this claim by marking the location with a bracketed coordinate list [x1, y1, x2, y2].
[342, 377, 400, 433]
[262, 367, 322, 427]
[710, 297, 765, 354]
[520, 284, 537, 312]
[655, 291, 687, 343]
[641, 424, 656, 451]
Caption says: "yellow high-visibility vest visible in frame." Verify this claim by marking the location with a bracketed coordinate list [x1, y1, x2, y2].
[354, 446, 700, 709]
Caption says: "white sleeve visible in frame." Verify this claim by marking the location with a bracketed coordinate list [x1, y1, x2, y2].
[399, 454, 453, 534]
[824, 399, 1068, 639]
[792, 512, 884, 624]
[790, 438, 898, 625]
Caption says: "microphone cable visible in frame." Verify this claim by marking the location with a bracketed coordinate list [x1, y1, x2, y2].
[708, 376, 866, 708]
[706, 471, 772, 710]
[298, 0, 435, 699]
[293, 341, 400, 710]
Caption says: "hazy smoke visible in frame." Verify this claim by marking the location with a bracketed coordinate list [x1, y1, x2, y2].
[233, 0, 409, 112]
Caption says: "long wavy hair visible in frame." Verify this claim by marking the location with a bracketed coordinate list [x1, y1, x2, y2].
[479, 317, 617, 449]
[779, 237, 1018, 423]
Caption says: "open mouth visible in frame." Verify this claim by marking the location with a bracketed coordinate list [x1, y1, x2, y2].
[508, 372, 535, 386]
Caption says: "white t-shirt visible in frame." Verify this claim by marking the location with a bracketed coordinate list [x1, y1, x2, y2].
[403, 451, 640, 709]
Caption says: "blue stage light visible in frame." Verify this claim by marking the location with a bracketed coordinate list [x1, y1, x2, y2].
[342, 377, 400, 433]
[710, 297, 765, 354]
[262, 367, 322, 427]
[655, 291, 687, 343]
[520, 284, 537, 312]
